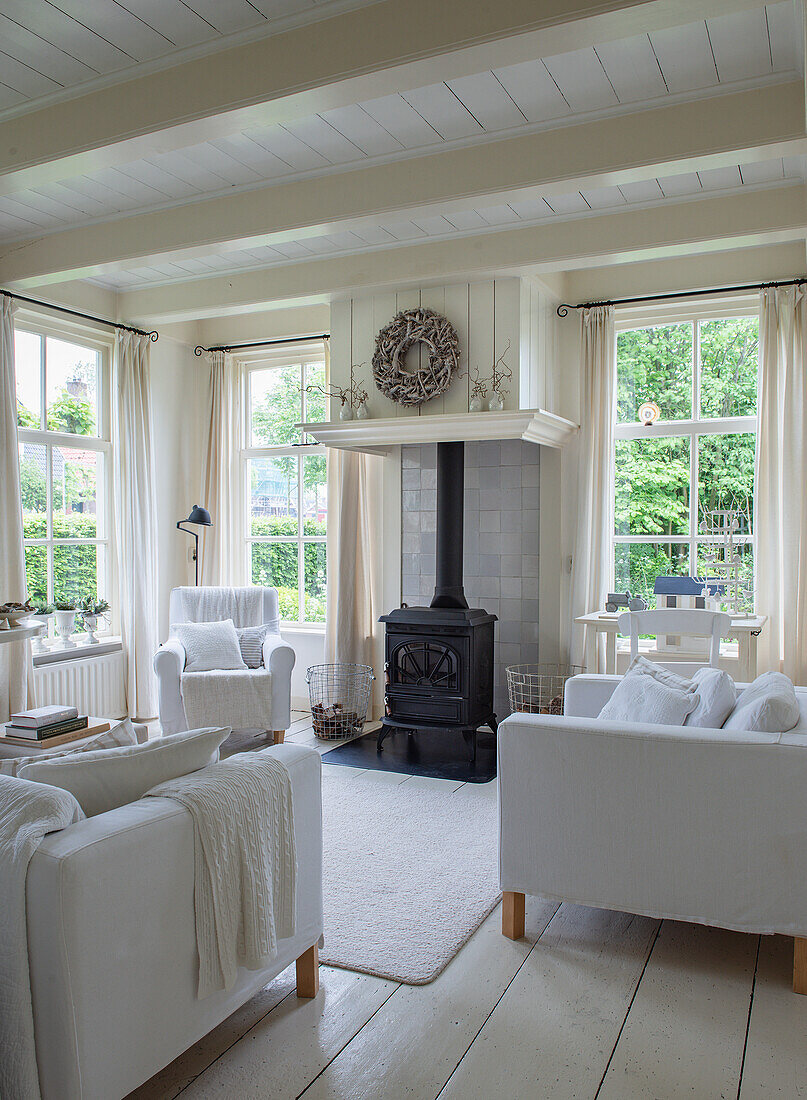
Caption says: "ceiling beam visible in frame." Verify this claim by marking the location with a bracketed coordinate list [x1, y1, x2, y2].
[118, 184, 807, 321]
[2, 81, 802, 287]
[0, 0, 771, 197]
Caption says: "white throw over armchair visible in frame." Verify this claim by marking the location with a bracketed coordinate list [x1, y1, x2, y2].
[154, 586, 295, 741]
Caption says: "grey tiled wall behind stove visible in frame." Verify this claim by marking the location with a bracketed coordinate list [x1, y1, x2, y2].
[401, 439, 540, 719]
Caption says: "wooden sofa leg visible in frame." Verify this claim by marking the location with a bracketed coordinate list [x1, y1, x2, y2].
[794, 938, 807, 994]
[272, 729, 286, 744]
[296, 944, 319, 998]
[502, 891, 525, 940]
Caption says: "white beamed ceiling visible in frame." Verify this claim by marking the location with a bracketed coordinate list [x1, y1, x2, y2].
[0, 1, 802, 295]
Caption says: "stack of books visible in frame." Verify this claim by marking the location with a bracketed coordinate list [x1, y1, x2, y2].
[3, 705, 92, 748]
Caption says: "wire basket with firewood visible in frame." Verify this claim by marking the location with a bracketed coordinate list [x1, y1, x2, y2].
[505, 663, 584, 716]
[306, 662, 375, 740]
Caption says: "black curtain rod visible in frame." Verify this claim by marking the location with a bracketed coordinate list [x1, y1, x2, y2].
[1, 288, 158, 340]
[194, 333, 330, 355]
[556, 276, 807, 317]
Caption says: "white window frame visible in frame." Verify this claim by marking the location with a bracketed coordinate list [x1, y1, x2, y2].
[613, 297, 758, 606]
[240, 343, 328, 629]
[15, 310, 117, 636]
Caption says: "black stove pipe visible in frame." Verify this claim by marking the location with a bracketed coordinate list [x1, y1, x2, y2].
[430, 440, 468, 609]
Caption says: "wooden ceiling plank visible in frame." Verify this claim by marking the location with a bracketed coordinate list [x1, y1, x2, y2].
[0, 14, 96, 86]
[595, 34, 669, 102]
[115, 0, 220, 47]
[649, 22, 719, 93]
[765, 1, 802, 73]
[177, 0, 268, 34]
[319, 103, 405, 156]
[400, 83, 484, 140]
[446, 71, 527, 130]
[542, 47, 619, 110]
[283, 115, 366, 164]
[706, 8, 773, 82]
[243, 125, 331, 170]
[359, 93, 443, 148]
[42, 0, 175, 61]
[0, 0, 133, 71]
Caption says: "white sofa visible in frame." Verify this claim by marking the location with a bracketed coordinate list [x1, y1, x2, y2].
[498, 674, 807, 993]
[154, 586, 295, 739]
[26, 743, 323, 1100]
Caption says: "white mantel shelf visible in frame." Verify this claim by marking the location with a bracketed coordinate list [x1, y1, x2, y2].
[299, 409, 578, 454]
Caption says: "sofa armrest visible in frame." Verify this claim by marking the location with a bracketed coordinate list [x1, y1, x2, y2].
[262, 634, 296, 731]
[153, 639, 188, 734]
[154, 638, 186, 677]
[563, 674, 621, 718]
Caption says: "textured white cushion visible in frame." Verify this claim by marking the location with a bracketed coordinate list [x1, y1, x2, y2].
[236, 625, 269, 669]
[173, 619, 246, 673]
[599, 670, 698, 726]
[685, 668, 737, 729]
[624, 655, 696, 693]
[18, 726, 229, 816]
[0, 717, 139, 778]
[722, 672, 800, 733]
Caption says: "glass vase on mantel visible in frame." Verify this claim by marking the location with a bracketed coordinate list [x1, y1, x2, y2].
[488, 391, 505, 412]
[355, 401, 369, 420]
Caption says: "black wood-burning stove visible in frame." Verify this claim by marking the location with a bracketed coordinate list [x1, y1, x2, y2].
[378, 441, 497, 756]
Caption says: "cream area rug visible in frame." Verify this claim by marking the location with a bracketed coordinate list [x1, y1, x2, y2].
[319, 769, 500, 985]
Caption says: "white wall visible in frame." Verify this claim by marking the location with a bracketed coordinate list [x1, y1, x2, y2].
[149, 333, 208, 640]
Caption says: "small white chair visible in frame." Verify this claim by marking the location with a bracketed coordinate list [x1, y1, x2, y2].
[153, 586, 295, 741]
[617, 609, 732, 671]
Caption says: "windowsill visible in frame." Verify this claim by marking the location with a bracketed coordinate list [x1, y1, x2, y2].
[33, 636, 122, 666]
[280, 623, 326, 635]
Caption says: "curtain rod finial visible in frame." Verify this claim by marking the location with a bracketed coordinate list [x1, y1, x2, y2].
[556, 304, 571, 317]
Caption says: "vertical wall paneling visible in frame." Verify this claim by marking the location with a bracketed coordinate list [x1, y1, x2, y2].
[350, 294, 376, 418]
[519, 279, 537, 409]
[394, 288, 422, 417]
[418, 285, 446, 414]
[492, 278, 521, 412]
[329, 298, 352, 422]
[468, 280, 495, 413]
[443, 282, 471, 415]
[370, 292, 398, 419]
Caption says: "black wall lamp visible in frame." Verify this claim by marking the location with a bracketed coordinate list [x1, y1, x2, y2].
[177, 505, 212, 586]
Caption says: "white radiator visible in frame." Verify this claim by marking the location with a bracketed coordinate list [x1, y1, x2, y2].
[34, 648, 126, 718]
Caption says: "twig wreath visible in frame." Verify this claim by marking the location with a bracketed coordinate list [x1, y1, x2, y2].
[372, 307, 460, 407]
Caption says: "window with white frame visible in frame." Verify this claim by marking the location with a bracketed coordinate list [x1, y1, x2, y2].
[613, 308, 758, 612]
[243, 348, 327, 624]
[15, 320, 112, 619]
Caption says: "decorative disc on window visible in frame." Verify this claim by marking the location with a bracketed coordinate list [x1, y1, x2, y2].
[638, 401, 661, 425]
[372, 308, 460, 407]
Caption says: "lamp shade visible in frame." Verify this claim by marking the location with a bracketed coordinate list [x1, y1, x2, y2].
[185, 504, 212, 526]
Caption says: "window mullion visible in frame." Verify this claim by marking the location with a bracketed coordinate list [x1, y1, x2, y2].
[298, 453, 304, 623]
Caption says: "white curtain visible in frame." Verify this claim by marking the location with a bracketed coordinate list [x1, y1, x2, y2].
[325, 448, 382, 668]
[113, 331, 158, 719]
[199, 350, 243, 586]
[756, 286, 807, 681]
[569, 305, 616, 670]
[0, 295, 35, 721]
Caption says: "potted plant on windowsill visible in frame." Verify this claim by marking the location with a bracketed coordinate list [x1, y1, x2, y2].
[54, 601, 79, 648]
[79, 597, 110, 645]
[30, 596, 55, 653]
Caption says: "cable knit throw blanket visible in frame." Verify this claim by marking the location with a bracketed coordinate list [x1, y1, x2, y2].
[174, 585, 265, 628]
[181, 668, 275, 731]
[0, 775, 86, 1100]
[145, 751, 296, 998]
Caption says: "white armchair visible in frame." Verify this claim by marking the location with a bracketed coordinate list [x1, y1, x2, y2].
[154, 586, 296, 741]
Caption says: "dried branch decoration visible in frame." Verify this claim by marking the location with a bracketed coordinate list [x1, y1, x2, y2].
[306, 381, 350, 407]
[491, 339, 513, 401]
[372, 307, 460, 407]
[466, 365, 487, 402]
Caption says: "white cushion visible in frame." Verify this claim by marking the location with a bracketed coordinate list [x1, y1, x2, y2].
[18, 726, 229, 816]
[0, 717, 140, 778]
[624, 655, 696, 692]
[599, 668, 698, 727]
[722, 672, 800, 734]
[173, 619, 246, 673]
[236, 625, 269, 669]
[685, 668, 737, 729]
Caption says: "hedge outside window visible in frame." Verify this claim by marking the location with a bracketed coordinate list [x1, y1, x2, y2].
[15, 324, 111, 614]
[245, 354, 327, 623]
[613, 313, 757, 612]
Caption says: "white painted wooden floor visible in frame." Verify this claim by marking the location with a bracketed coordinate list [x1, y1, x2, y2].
[131, 712, 807, 1100]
